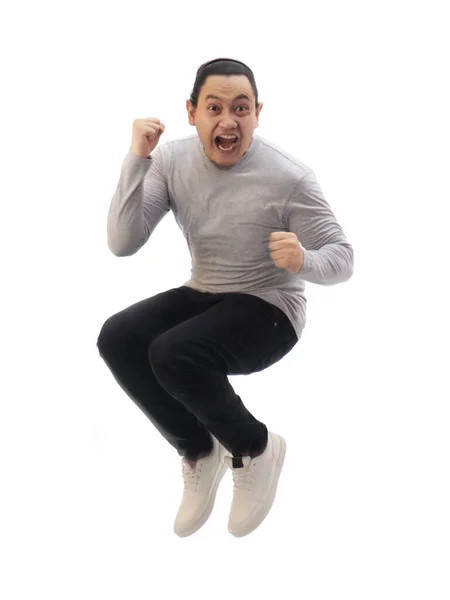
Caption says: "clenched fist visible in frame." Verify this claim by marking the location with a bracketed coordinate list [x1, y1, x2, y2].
[130, 118, 165, 158]
[269, 231, 305, 274]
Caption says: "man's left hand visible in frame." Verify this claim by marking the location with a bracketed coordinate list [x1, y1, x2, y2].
[269, 231, 304, 274]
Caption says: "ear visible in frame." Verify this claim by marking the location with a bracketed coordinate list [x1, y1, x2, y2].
[255, 102, 263, 128]
[186, 100, 196, 126]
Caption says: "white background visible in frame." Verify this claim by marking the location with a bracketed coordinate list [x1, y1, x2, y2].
[1, 1, 449, 599]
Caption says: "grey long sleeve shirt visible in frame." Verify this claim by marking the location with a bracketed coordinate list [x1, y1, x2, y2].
[107, 134, 354, 340]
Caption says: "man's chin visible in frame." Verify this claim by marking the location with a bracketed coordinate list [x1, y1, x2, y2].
[205, 143, 243, 166]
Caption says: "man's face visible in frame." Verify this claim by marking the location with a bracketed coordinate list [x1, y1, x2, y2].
[186, 75, 263, 167]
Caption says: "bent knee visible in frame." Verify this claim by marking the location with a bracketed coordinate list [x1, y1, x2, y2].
[147, 336, 168, 366]
[148, 335, 198, 375]
[147, 334, 182, 369]
[97, 314, 127, 354]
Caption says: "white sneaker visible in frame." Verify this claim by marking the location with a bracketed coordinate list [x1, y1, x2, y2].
[174, 435, 228, 537]
[224, 431, 286, 537]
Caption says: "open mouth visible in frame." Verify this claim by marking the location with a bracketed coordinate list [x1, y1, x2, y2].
[215, 134, 239, 153]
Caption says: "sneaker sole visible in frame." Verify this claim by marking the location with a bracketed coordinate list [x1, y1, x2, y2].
[174, 461, 228, 537]
[229, 435, 287, 538]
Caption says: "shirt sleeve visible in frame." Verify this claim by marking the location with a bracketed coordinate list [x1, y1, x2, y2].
[284, 170, 354, 285]
[107, 145, 171, 256]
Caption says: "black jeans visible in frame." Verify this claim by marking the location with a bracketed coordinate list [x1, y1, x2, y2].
[96, 286, 298, 461]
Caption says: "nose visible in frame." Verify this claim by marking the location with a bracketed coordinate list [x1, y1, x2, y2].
[219, 113, 238, 129]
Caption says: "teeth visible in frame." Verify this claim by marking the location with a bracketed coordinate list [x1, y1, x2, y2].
[218, 135, 237, 139]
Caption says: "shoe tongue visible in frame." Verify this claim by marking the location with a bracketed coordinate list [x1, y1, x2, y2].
[182, 458, 196, 471]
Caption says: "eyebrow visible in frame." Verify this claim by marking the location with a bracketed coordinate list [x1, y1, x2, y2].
[205, 93, 251, 102]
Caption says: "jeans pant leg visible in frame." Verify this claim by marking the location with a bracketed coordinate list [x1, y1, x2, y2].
[97, 286, 217, 461]
[149, 289, 298, 458]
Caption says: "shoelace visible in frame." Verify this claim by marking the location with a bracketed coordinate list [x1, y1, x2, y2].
[231, 464, 255, 492]
[182, 462, 201, 491]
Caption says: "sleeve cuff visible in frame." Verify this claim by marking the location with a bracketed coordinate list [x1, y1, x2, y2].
[298, 246, 312, 275]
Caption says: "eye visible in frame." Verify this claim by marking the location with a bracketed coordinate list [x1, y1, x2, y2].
[236, 105, 249, 112]
[208, 105, 219, 111]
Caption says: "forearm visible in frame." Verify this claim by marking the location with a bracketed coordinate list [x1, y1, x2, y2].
[107, 150, 169, 256]
[299, 241, 354, 285]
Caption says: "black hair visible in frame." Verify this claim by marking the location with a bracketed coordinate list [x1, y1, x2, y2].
[189, 58, 259, 109]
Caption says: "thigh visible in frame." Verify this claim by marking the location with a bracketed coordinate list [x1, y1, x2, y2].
[152, 292, 298, 376]
[98, 286, 210, 347]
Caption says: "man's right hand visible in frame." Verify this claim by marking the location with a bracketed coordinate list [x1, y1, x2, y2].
[130, 118, 165, 158]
